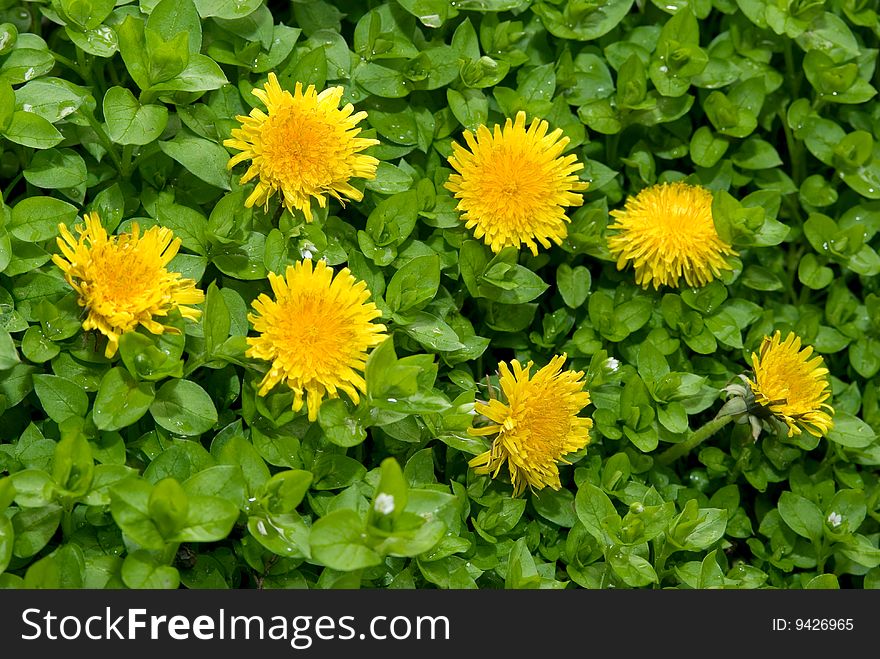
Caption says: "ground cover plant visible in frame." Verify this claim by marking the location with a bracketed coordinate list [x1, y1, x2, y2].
[0, 0, 878, 590]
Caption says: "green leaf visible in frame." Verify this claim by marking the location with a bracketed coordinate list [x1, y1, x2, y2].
[150, 379, 219, 436]
[690, 126, 729, 168]
[93, 367, 156, 431]
[532, 487, 577, 527]
[203, 281, 230, 356]
[103, 86, 168, 145]
[32, 374, 88, 424]
[10, 197, 78, 243]
[10, 469, 54, 507]
[148, 55, 228, 93]
[778, 491, 824, 542]
[0, 79, 13, 132]
[183, 464, 247, 507]
[668, 501, 727, 551]
[12, 505, 62, 558]
[23, 148, 87, 191]
[0, 329, 20, 370]
[110, 478, 167, 549]
[310, 509, 382, 571]
[608, 545, 658, 587]
[731, 137, 783, 170]
[556, 264, 591, 308]
[399, 312, 465, 352]
[370, 456, 408, 525]
[158, 133, 232, 190]
[121, 550, 180, 589]
[826, 412, 876, 448]
[0, 515, 13, 574]
[311, 454, 367, 490]
[59, 0, 116, 30]
[258, 469, 312, 514]
[805, 574, 840, 589]
[447, 88, 488, 131]
[533, 0, 634, 41]
[318, 398, 367, 448]
[575, 483, 618, 541]
[174, 494, 238, 541]
[51, 433, 94, 498]
[386, 255, 440, 314]
[0, 49, 54, 86]
[147, 0, 202, 54]
[193, 0, 262, 20]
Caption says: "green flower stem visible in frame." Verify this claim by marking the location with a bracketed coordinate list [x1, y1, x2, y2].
[139, 90, 159, 106]
[2, 172, 23, 202]
[605, 131, 619, 167]
[726, 436, 753, 484]
[652, 537, 671, 586]
[83, 109, 125, 176]
[61, 505, 75, 539]
[182, 356, 206, 377]
[50, 52, 88, 80]
[656, 414, 735, 466]
[122, 144, 135, 179]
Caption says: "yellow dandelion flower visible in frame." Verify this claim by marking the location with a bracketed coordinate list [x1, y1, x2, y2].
[444, 111, 588, 255]
[607, 181, 737, 289]
[749, 331, 834, 438]
[469, 354, 592, 496]
[224, 73, 379, 221]
[52, 212, 204, 358]
[246, 258, 387, 421]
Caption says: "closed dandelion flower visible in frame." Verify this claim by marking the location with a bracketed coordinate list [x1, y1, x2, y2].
[246, 258, 387, 421]
[224, 73, 379, 221]
[749, 331, 834, 437]
[607, 181, 736, 289]
[52, 212, 204, 358]
[444, 111, 588, 255]
[469, 354, 592, 496]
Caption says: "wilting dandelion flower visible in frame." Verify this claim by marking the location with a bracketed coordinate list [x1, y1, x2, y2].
[748, 331, 834, 437]
[469, 354, 592, 496]
[607, 181, 736, 289]
[445, 111, 588, 255]
[52, 213, 204, 358]
[225, 73, 379, 221]
[246, 258, 387, 421]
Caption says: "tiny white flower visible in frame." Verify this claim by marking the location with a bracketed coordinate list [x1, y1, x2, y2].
[374, 493, 395, 516]
[299, 241, 317, 260]
[827, 511, 843, 528]
[605, 357, 620, 372]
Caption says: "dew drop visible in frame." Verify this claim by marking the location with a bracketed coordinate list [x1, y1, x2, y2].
[420, 13, 442, 28]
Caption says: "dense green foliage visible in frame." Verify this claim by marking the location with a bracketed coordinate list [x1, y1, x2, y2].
[0, 0, 879, 589]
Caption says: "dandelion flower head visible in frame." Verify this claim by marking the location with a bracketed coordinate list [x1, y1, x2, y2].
[607, 181, 736, 289]
[52, 212, 204, 358]
[469, 354, 592, 496]
[749, 330, 834, 438]
[225, 73, 379, 221]
[246, 258, 387, 421]
[445, 111, 588, 255]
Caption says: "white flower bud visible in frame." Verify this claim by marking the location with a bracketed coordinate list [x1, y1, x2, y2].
[374, 493, 395, 516]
